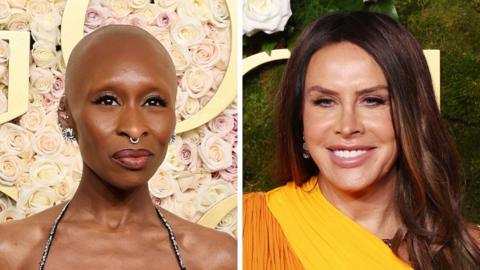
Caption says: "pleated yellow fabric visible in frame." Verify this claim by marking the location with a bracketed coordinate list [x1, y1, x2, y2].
[243, 192, 304, 270]
[267, 177, 413, 270]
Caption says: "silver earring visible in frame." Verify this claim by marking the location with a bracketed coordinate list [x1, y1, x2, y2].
[129, 137, 140, 144]
[302, 137, 310, 159]
[62, 128, 76, 142]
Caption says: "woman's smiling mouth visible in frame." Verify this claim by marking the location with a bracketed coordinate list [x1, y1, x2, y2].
[112, 149, 153, 170]
[327, 145, 375, 168]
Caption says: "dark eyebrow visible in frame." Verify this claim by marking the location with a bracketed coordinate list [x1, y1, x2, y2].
[305, 85, 389, 96]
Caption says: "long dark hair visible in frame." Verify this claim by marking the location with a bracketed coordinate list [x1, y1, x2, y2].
[274, 11, 480, 269]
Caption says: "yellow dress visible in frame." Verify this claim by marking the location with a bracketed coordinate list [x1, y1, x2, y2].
[243, 177, 412, 270]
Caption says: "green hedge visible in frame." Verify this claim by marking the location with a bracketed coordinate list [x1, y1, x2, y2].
[243, 0, 480, 222]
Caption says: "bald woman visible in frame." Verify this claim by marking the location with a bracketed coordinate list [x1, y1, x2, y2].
[0, 25, 236, 270]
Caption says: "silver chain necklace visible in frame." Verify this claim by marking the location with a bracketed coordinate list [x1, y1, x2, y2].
[39, 202, 186, 270]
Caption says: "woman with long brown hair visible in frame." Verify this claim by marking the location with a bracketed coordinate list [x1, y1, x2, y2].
[243, 11, 480, 269]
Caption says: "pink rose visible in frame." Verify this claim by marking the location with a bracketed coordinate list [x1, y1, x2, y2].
[208, 113, 234, 137]
[84, 2, 110, 33]
[218, 150, 237, 184]
[51, 69, 64, 98]
[154, 11, 176, 29]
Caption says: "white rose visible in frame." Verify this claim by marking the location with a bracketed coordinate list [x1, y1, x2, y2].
[198, 90, 214, 107]
[128, 0, 148, 9]
[176, 172, 199, 192]
[56, 51, 66, 73]
[0, 154, 24, 186]
[31, 41, 58, 68]
[211, 26, 230, 47]
[29, 66, 54, 94]
[154, 0, 178, 12]
[208, 113, 234, 136]
[124, 13, 148, 27]
[26, 0, 54, 18]
[32, 126, 64, 156]
[133, 4, 161, 24]
[170, 18, 205, 47]
[181, 130, 201, 145]
[109, 0, 133, 18]
[7, 0, 27, 9]
[243, 0, 292, 36]
[167, 45, 190, 75]
[17, 183, 58, 214]
[0, 123, 33, 157]
[29, 157, 67, 186]
[196, 180, 233, 212]
[215, 45, 230, 71]
[0, 90, 7, 113]
[175, 87, 188, 114]
[0, 194, 13, 213]
[208, 0, 230, 28]
[199, 133, 232, 171]
[177, 0, 211, 22]
[148, 169, 179, 198]
[174, 191, 201, 221]
[0, 40, 9, 64]
[181, 67, 213, 99]
[55, 179, 76, 200]
[190, 39, 220, 69]
[30, 12, 61, 44]
[160, 138, 186, 172]
[144, 26, 172, 51]
[6, 8, 30, 31]
[19, 105, 46, 132]
[0, 2, 11, 24]
[0, 206, 25, 222]
[179, 97, 199, 120]
[215, 208, 236, 235]
[0, 65, 7, 85]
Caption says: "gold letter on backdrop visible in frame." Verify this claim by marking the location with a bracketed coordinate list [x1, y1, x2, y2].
[61, 0, 237, 134]
[0, 31, 30, 124]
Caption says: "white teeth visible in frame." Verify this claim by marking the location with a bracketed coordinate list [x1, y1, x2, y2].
[333, 150, 367, 158]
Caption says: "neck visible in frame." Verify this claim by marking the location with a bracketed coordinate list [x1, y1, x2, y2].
[68, 164, 158, 229]
[319, 170, 400, 240]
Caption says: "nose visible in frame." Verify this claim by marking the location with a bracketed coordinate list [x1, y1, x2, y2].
[117, 106, 148, 141]
[334, 106, 363, 138]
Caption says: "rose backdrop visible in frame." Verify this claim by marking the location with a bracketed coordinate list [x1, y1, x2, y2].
[0, 0, 237, 237]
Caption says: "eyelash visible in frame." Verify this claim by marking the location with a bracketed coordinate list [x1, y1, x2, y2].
[93, 95, 168, 107]
[311, 96, 387, 107]
[94, 94, 118, 106]
[144, 96, 168, 107]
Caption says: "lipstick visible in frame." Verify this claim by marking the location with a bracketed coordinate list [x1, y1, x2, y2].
[112, 149, 153, 170]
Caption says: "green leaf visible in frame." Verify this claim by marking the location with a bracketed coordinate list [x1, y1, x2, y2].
[335, 0, 364, 11]
[367, 0, 399, 20]
[261, 40, 277, 55]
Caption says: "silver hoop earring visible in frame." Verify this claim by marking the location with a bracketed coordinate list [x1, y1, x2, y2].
[129, 137, 140, 144]
[62, 128, 76, 142]
[302, 137, 310, 159]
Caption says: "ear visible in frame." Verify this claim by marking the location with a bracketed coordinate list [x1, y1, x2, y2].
[57, 96, 74, 130]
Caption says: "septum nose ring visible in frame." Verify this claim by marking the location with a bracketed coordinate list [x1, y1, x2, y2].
[129, 137, 140, 144]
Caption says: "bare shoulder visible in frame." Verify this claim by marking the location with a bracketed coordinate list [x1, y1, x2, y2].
[162, 208, 237, 270]
[0, 203, 67, 269]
